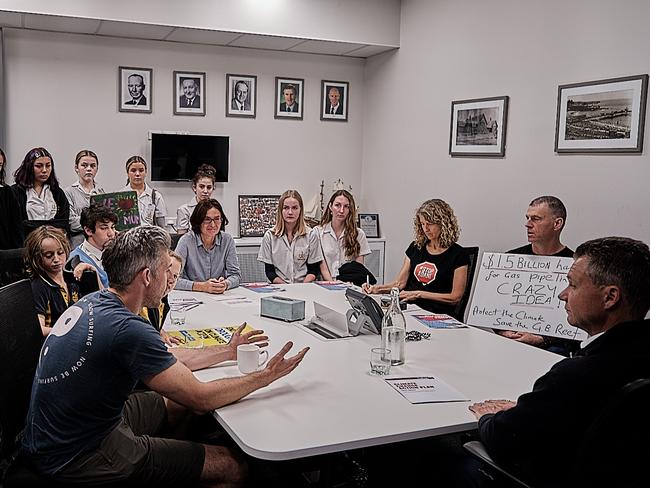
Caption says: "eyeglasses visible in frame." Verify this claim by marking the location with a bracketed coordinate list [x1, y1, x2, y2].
[202, 217, 222, 225]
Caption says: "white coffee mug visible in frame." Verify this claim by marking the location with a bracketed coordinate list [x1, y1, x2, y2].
[237, 344, 269, 374]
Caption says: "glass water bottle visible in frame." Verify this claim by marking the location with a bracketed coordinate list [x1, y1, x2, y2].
[381, 287, 406, 365]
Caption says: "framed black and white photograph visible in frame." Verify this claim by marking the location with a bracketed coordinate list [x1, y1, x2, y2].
[119, 66, 152, 113]
[321, 80, 349, 122]
[226, 74, 257, 118]
[449, 96, 509, 157]
[358, 213, 380, 239]
[238, 195, 280, 237]
[555, 74, 648, 153]
[275, 77, 304, 120]
[174, 71, 205, 116]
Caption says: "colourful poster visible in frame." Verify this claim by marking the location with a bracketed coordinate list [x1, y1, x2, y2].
[90, 191, 140, 230]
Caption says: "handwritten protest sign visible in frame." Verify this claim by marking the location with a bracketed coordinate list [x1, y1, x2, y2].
[467, 252, 587, 341]
[90, 191, 140, 231]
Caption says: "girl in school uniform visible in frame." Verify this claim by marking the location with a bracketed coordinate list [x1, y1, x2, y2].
[315, 190, 371, 282]
[24, 225, 85, 336]
[176, 164, 216, 234]
[63, 149, 105, 247]
[121, 155, 167, 228]
[258, 189, 323, 284]
[11, 147, 70, 237]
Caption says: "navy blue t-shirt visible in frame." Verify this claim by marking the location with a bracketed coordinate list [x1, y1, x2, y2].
[22, 290, 176, 474]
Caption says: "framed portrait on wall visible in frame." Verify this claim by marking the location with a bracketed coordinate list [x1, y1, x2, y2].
[275, 77, 304, 120]
[238, 195, 280, 237]
[226, 74, 257, 118]
[554, 74, 648, 153]
[174, 71, 206, 116]
[321, 80, 349, 121]
[119, 66, 152, 113]
[449, 96, 509, 157]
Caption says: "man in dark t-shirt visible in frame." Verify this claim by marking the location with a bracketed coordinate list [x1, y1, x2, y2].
[501, 196, 578, 355]
[508, 195, 572, 257]
[22, 226, 309, 487]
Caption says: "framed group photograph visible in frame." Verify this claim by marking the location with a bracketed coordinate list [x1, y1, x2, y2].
[174, 71, 205, 116]
[449, 96, 509, 157]
[226, 74, 257, 118]
[555, 74, 648, 153]
[358, 213, 379, 239]
[119, 66, 152, 113]
[321, 80, 349, 122]
[238, 195, 280, 237]
[275, 77, 304, 120]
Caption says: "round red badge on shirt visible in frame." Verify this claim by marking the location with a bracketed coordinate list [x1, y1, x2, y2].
[414, 262, 438, 285]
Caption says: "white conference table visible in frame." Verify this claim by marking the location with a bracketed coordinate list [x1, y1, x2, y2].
[167, 283, 561, 461]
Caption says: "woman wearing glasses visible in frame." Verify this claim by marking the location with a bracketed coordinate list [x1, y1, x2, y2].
[174, 198, 241, 294]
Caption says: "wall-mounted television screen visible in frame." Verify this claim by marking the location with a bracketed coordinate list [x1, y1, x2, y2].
[150, 133, 229, 182]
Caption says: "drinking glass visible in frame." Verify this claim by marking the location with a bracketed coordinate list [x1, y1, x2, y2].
[370, 347, 391, 375]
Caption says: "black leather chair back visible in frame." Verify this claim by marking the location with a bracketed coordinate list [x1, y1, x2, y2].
[453, 246, 479, 321]
[571, 378, 650, 486]
[0, 279, 43, 460]
[0, 248, 27, 287]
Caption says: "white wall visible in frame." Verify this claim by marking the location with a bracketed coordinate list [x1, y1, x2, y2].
[362, 0, 650, 280]
[0, 0, 400, 46]
[3, 28, 365, 233]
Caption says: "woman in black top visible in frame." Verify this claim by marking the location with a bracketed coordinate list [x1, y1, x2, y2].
[363, 198, 469, 317]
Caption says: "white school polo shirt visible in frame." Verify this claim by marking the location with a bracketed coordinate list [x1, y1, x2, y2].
[315, 223, 371, 278]
[258, 228, 323, 283]
[26, 184, 57, 220]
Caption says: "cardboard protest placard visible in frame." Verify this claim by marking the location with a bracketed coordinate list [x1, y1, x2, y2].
[467, 252, 587, 341]
[90, 191, 140, 231]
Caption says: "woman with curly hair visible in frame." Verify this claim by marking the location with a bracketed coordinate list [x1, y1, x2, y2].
[363, 198, 469, 317]
[315, 189, 371, 281]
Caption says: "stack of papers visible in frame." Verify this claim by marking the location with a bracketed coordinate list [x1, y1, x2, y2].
[412, 314, 467, 329]
[242, 283, 286, 293]
[166, 325, 255, 348]
[314, 281, 350, 291]
[385, 376, 468, 404]
[168, 297, 203, 312]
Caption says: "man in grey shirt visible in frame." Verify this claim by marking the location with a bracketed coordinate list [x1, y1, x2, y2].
[173, 199, 241, 293]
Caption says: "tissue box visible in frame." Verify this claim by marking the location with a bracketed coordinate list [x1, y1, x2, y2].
[260, 295, 305, 322]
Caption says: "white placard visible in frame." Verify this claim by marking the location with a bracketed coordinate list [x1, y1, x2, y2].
[467, 252, 587, 341]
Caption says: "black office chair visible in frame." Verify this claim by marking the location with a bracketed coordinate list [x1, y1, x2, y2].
[0, 248, 27, 287]
[0, 279, 47, 486]
[464, 378, 650, 488]
[453, 246, 479, 322]
[170, 233, 183, 250]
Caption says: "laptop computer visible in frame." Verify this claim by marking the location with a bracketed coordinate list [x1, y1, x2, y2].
[304, 302, 352, 340]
